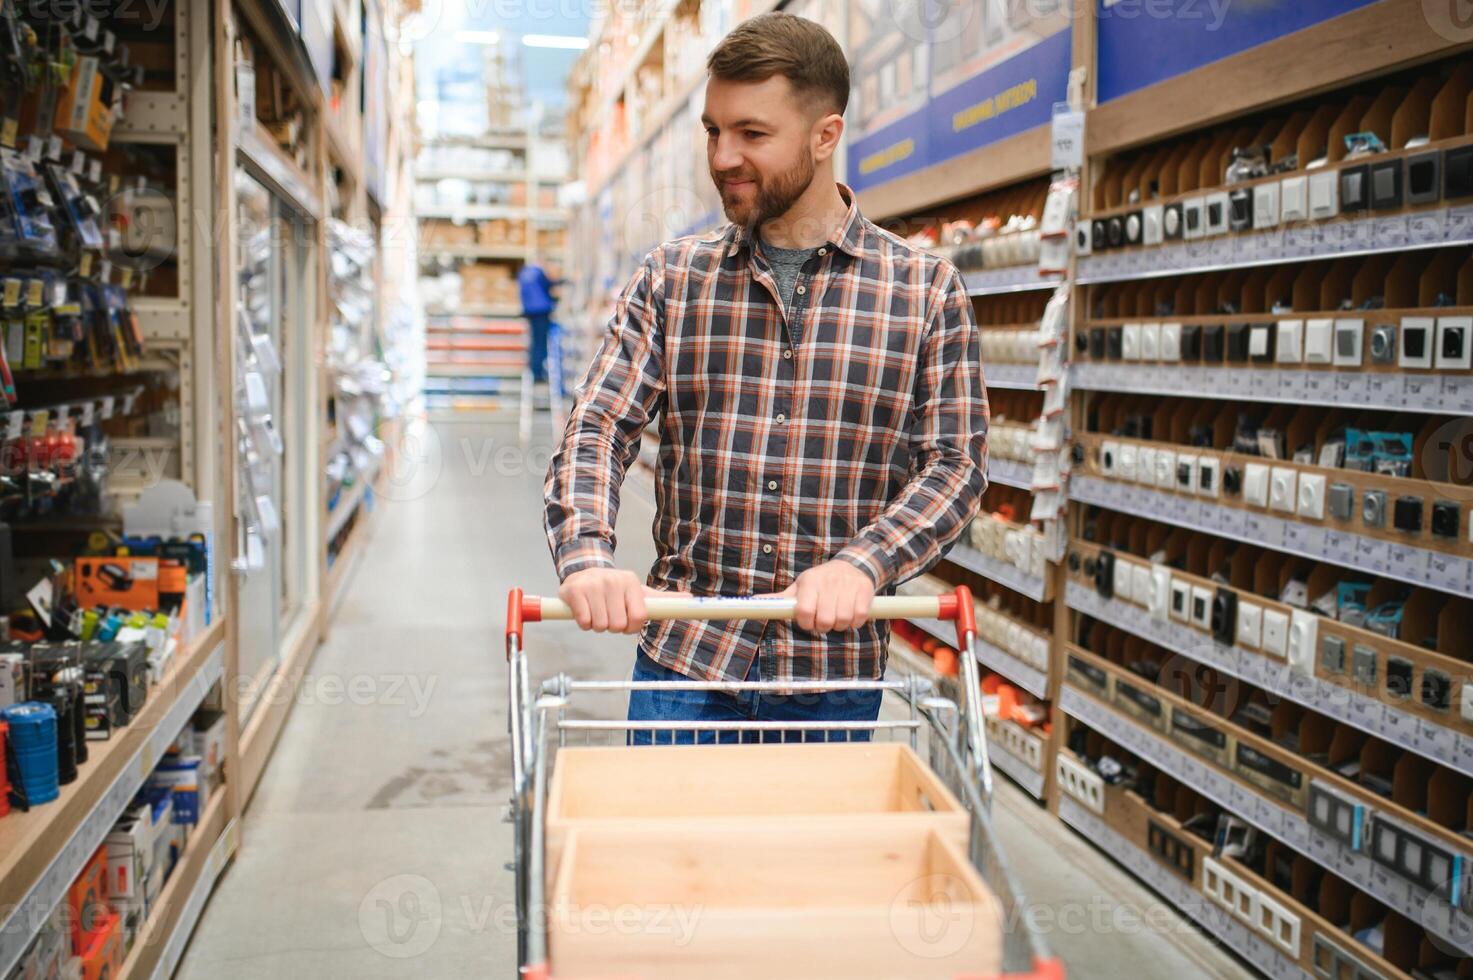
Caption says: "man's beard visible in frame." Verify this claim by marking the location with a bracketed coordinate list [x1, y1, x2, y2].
[714, 147, 816, 231]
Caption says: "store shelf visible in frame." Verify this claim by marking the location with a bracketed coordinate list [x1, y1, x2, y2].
[1056, 797, 1308, 980]
[986, 736, 1048, 801]
[962, 267, 1063, 297]
[1070, 362, 1473, 417]
[424, 305, 523, 318]
[237, 121, 322, 222]
[982, 363, 1041, 391]
[987, 457, 1032, 491]
[417, 204, 570, 221]
[1070, 475, 1473, 599]
[0, 622, 227, 976]
[944, 543, 1049, 602]
[909, 617, 1048, 700]
[1059, 684, 1473, 956]
[326, 462, 380, 543]
[425, 364, 525, 379]
[417, 169, 530, 183]
[421, 244, 528, 260]
[1076, 204, 1473, 285]
[116, 800, 236, 980]
[1064, 581, 1473, 774]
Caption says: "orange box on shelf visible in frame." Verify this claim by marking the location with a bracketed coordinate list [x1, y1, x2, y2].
[74, 557, 160, 611]
[53, 55, 116, 151]
[78, 910, 121, 980]
[67, 845, 110, 955]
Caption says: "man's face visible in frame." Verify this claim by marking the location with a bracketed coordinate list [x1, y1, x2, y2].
[703, 75, 823, 229]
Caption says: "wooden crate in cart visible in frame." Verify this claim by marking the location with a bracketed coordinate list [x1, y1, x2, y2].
[506, 587, 1066, 980]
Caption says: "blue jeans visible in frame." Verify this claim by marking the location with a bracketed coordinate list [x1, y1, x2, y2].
[525, 311, 551, 382]
[626, 646, 883, 745]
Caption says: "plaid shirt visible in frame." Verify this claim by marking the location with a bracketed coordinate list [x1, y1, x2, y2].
[544, 184, 989, 683]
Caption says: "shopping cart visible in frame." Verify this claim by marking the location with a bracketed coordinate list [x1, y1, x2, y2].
[505, 585, 1064, 980]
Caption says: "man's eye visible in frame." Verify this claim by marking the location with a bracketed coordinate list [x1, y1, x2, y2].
[705, 128, 718, 137]
[745, 131, 764, 140]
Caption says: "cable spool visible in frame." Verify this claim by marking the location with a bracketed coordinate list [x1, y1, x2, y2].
[1, 703, 60, 808]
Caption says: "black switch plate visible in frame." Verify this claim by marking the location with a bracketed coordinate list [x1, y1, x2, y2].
[1180, 324, 1202, 361]
[1393, 495, 1423, 533]
[1092, 219, 1109, 250]
[1095, 550, 1115, 599]
[1211, 587, 1237, 644]
[1163, 202, 1184, 240]
[1106, 215, 1125, 248]
[1226, 323, 1251, 362]
[1422, 669, 1451, 712]
[1202, 324, 1225, 362]
[1089, 327, 1105, 359]
[1228, 189, 1253, 231]
[1369, 159, 1402, 210]
[1106, 327, 1123, 360]
[1431, 500, 1459, 539]
[1340, 165, 1370, 211]
[1406, 150, 1441, 206]
[1445, 145, 1473, 200]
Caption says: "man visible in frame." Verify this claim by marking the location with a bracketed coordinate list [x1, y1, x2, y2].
[517, 256, 557, 387]
[543, 12, 988, 741]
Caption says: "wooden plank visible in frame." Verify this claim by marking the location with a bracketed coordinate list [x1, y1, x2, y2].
[237, 601, 323, 804]
[1087, 4, 1473, 156]
[858, 124, 1052, 222]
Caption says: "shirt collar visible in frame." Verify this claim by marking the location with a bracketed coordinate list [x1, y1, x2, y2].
[724, 182, 868, 260]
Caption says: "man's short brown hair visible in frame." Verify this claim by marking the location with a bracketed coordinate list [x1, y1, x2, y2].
[706, 12, 849, 116]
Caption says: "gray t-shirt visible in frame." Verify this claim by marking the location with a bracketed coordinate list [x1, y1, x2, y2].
[760, 239, 819, 332]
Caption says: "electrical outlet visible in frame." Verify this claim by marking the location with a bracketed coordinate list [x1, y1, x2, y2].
[1405, 150, 1441, 206]
[1436, 316, 1471, 370]
[1170, 579, 1190, 622]
[1118, 444, 1138, 483]
[1143, 204, 1164, 246]
[1182, 197, 1205, 240]
[1149, 565, 1172, 621]
[1075, 219, 1093, 256]
[1204, 191, 1230, 236]
[1160, 322, 1182, 361]
[1288, 610, 1318, 678]
[1132, 564, 1153, 609]
[1303, 318, 1333, 364]
[1333, 319, 1364, 366]
[1244, 463, 1270, 508]
[1176, 454, 1198, 494]
[1275, 319, 1303, 363]
[1308, 170, 1339, 219]
[1280, 175, 1308, 221]
[1399, 316, 1434, 369]
[1269, 467, 1297, 513]
[1328, 482, 1354, 521]
[1155, 449, 1177, 489]
[1236, 601, 1262, 650]
[1253, 181, 1280, 229]
[1100, 440, 1119, 477]
[1163, 202, 1183, 240]
[1211, 587, 1237, 644]
[1260, 610, 1288, 659]
[1297, 473, 1326, 520]
[1114, 557, 1133, 603]
[1197, 456, 1221, 498]
[1140, 323, 1161, 361]
[1122, 323, 1141, 360]
[1191, 585, 1213, 630]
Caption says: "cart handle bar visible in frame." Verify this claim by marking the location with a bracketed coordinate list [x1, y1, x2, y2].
[506, 586, 975, 657]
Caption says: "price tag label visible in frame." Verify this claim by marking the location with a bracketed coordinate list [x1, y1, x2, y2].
[1356, 535, 1391, 574]
[1283, 521, 1309, 552]
[1282, 225, 1315, 257]
[1427, 552, 1470, 594]
[1334, 371, 1368, 405]
[1249, 370, 1275, 398]
[6, 412, 23, 440]
[1385, 544, 1429, 584]
[1417, 718, 1456, 763]
[25, 279, 43, 307]
[1402, 374, 1440, 410]
[1344, 219, 1374, 251]
[80, 253, 93, 277]
[1, 279, 20, 308]
[45, 135, 62, 161]
[1446, 204, 1473, 242]
[1442, 374, 1473, 414]
[1365, 372, 1402, 408]
[1408, 208, 1444, 245]
[79, 402, 94, 426]
[1373, 215, 1408, 248]
[1457, 735, 1473, 773]
[1382, 706, 1411, 743]
[1051, 106, 1085, 170]
[99, 396, 115, 419]
[1238, 233, 1260, 263]
[0, 118, 16, 148]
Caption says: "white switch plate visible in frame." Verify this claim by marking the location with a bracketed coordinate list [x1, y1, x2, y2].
[1244, 463, 1270, 508]
[1304, 318, 1333, 364]
[1298, 473, 1326, 520]
[1276, 319, 1303, 363]
[1270, 466, 1298, 513]
[1236, 602, 1262, 650]
[1280, 176, 1308, 222]
[1261, 609, 1289, 659]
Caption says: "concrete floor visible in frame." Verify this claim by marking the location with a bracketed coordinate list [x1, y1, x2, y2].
[175, 417, 1253, 980]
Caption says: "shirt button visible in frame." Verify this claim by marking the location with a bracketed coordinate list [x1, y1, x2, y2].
[762, 544, 773, 554]
[767, 480, 778, 491]
[796, 285, 806, 295]
[817, 247, 826, 256]
[775, 413, 786, 423]
[782, 349, 792, 359]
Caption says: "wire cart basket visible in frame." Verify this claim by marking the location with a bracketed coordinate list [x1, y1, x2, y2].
[505, 585, 1064, 980]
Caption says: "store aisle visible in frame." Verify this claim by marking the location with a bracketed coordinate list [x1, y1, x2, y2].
[176, 417, 1250, 980]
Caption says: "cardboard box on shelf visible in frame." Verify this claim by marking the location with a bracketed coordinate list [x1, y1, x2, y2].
[66, 846, 109, 956]
[73, 557, 159, 611]
[479, 219, 509, 245]
[422, 220, 477, 247]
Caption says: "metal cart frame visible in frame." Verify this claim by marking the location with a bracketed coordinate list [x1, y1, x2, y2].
[505, 585, 1064, 980]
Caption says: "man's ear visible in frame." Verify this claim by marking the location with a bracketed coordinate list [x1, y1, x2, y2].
[811, 111, 844, 163]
